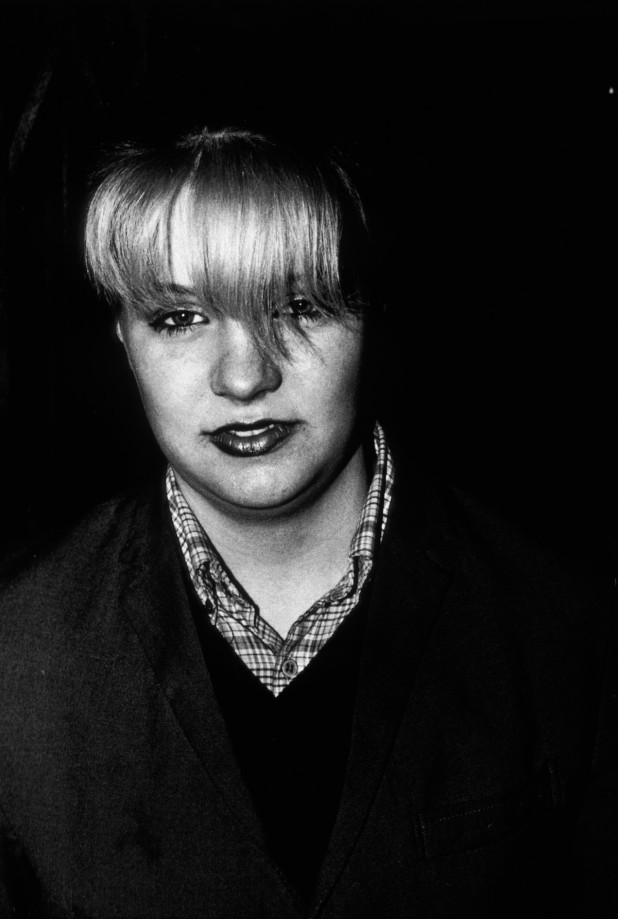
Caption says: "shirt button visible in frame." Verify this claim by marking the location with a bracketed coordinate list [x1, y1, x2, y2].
[281, 657, 298, 678]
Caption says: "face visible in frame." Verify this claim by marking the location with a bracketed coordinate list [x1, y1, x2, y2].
[116, 217, 368, 522]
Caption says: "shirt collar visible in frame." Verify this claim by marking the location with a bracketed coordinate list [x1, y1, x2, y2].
[349, 421, 393, 560]
[166, 421, 394, 577]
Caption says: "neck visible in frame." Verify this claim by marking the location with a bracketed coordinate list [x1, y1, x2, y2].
[178, 446, 370, 570]
[175, 447, 371, 636]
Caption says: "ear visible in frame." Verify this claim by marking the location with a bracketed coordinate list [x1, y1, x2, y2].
[115, 318, 125, 344]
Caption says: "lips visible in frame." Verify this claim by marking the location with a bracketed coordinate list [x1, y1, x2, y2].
[209, 420, 297, 457]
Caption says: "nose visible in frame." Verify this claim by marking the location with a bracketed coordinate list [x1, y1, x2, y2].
[210, 319, 282, 402]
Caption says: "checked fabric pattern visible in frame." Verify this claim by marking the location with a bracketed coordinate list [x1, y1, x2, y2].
[167, 423, 394, 696]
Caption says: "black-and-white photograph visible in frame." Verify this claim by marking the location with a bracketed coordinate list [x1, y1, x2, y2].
[1, 1, 616, 916]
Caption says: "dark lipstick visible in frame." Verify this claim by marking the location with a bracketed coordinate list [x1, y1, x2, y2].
[209, 420, 296, 457]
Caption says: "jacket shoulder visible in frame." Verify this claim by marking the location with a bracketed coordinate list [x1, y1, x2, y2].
[391, 457, 612, 620]
[0, 486, 158, 635]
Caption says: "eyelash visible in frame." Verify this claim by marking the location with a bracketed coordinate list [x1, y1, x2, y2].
[148, 298, 322, 338]
[274, 298, 322, 323]
[149, 310, 208, 337]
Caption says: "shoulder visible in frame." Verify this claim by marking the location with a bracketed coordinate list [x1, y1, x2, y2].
[1, 491, 135, 587]
[448, 481, 611, 595]
[0, 480, 165, 640]
[0, 478, 180, 765]
[389, 454, 614, 625]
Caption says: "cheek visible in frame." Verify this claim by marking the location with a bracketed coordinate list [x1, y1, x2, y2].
[126, 344, 197, 420]
[326, 337, 364, 401]
[304, 346, 364, 428]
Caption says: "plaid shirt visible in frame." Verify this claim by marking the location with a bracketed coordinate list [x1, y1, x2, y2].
[167, 423, 394, 696]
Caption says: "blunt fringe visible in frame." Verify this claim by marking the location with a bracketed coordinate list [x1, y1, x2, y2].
[85, 127, 373, 353]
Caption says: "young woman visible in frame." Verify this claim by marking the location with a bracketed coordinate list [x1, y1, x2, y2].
[0, 127, 614, 918]
[85, 127, 384, 647]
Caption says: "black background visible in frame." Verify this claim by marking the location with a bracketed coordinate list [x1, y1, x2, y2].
[1, 0, 616, 549]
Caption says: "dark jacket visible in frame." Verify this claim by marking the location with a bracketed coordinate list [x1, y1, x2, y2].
[0, 467, 616, 918]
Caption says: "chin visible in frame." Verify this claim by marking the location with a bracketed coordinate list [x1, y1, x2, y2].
[217, 486, 308, 518]
[197, 470, 323, 519]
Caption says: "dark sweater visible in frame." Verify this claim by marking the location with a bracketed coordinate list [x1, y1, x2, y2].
[189, 580, 371, 900]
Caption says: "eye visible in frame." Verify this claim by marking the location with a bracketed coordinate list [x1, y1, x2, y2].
[160, 310, 206, 329]
[149, 310, 209, 336]
[274, 297, 322, 323]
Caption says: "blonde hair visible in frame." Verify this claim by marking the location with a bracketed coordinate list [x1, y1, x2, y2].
[85, 127, 372, 354]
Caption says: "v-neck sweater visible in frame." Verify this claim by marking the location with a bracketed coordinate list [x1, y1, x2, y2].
[188, 577, 373, 901]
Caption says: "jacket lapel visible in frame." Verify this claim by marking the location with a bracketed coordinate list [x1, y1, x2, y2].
[114, 465, 458, 913]
[311, 464, 458, 912]
[116, 482, 265, 844]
